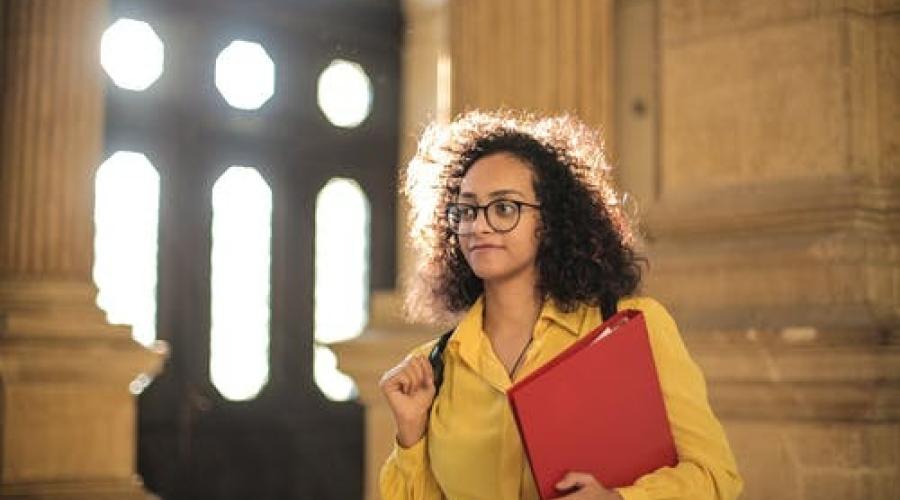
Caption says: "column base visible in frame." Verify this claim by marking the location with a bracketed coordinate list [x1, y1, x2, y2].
[691, 328, 900, 500]
[0, 279, 166, 497]
[0, 478, 156, 499]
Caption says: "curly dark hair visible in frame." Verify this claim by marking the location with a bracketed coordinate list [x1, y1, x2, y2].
[403, 110, 645, 324]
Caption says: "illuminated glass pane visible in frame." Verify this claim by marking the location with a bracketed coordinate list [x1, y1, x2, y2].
[215, 41, 275, 110]
[315, 178, 370, 343]
[210, 166, 273, 401]
[93, 151, 160, 347]
[314, 346, 356, 401]
[317, 59, 373, 128]
[100, 18, 164, 91]
[314, 178, 370, 401]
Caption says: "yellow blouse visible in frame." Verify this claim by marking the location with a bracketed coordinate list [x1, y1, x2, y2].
[380, 296, 743, 500]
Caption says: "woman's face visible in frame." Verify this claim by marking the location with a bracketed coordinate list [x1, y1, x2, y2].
[456, 152, 542, 284]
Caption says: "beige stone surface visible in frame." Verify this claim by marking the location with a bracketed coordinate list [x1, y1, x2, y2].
[449, 0, 614, 141]
[877, 12, 900, 174]
[688, 330, 900, 419]
[5, 385, 134, 482]
[0, 1, 165, 498]
[0, 280, 166, 495]
[660, 0, 900, 44]
[644, 175, 900, 331]
[661, 6, 898, 194]
[654, 2, 900, 498]
[0, 0, 107, 280]
[662, 16, 849, 192]
[614, 0, 659, 205]
[726, 420, 802, 498]
[397, 0, 452, 294]
[726, 420, 899, 500]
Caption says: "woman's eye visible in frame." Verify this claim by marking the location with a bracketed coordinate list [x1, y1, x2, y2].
[493, 201, 517, 217]
[461, 207, 477, 220]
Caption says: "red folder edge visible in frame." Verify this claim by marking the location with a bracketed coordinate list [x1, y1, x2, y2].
[507, 309, 678, 499]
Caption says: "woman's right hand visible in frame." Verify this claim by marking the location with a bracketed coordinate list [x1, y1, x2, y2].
[379, 354, 437, 448]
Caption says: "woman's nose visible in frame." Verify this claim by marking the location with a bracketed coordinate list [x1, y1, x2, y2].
[471, 207, 493, 233]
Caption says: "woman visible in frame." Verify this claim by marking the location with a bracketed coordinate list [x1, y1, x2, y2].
[379, 111, 742, 500]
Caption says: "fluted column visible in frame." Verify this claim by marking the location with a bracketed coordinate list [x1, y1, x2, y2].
[0, 0, 103, 281]
[0, 1, 164, 498]
[449, 0, 615, 146]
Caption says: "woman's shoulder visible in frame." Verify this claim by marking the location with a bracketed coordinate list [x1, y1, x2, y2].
[405, 333, 448, 359]
[617, 296, 679, 332]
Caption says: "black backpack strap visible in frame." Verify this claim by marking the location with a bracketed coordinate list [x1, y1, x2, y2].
[600, 295, 618, 322]
[428, 329, 454, 394]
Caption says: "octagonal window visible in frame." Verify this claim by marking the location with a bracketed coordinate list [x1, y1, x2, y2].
[100, 18, 164, 91]
[93, 151, 160, 347]
[215, 41, 276, 110]
[317, 59, 373, 128]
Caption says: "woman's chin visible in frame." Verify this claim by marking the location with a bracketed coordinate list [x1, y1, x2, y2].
[470, 264, 507, 282]
[470, 264, 527, 284]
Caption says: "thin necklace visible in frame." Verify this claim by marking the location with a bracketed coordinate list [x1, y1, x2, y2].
[508, 336, 534, 378]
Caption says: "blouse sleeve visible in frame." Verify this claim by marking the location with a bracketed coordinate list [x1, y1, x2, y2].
[379, 436, 444, 500]
[614, 298, 744, 500]
[379, 342, 445, 500]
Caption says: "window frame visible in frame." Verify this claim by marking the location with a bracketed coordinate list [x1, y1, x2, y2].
[103, 0, 401, 497]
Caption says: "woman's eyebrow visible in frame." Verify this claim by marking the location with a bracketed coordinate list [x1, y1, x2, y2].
[488, 189, 525, 198]
[458, 189, 526, 200]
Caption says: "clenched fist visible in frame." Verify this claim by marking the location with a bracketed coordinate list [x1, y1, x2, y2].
[379, 354, 437, 448]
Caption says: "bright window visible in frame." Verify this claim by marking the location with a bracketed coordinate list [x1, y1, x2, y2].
[314, 177, 370, 400]
[100, 18, 164, 91]
[215, 41, 276, 110]
[93, 151, 160, 347]
[317, 59, 373, 128]
[210, 166, 273, 401]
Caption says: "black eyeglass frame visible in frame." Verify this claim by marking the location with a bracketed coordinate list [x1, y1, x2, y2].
[445, 199, 542, 235]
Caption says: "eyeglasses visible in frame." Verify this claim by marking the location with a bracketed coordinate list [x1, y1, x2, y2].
[445, 199, 541, 235]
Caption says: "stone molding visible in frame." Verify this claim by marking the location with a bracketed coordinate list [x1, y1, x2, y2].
[642, 174, 900, 333]
[646, 174, 900, 240]
[689, 332, 900, 422]
[0, 478, 152, 500]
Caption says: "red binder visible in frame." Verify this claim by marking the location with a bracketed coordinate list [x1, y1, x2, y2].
[507, 310, 677, 499]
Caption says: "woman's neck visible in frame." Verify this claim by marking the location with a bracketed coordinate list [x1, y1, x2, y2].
[482, 270, 542, 341]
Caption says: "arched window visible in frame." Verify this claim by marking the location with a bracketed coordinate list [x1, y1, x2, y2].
[93, 151, 160, 347]
[210, 166, 273, 401]
[314, 177, 370, 401]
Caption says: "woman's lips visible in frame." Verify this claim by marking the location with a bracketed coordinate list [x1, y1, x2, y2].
[470, 245, 502, 252]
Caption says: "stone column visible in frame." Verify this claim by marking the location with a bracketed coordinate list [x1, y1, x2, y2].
[334, 326, 438, 500]
[449, 0, 615, 146]
[336, 1, 451, 498]
[0, 1, 164, 498]
[643, 1, 900, 499]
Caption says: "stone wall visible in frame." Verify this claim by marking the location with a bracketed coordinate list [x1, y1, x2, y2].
[337, 1, 900, 499]
[649, 2, 900, 498]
